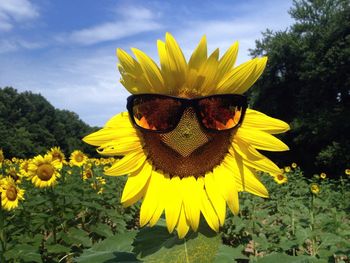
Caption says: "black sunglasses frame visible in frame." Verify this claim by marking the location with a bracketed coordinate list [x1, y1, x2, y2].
[126, 93, 248, 133]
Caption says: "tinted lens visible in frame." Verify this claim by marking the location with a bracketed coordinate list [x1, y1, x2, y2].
[131, 96, 183, 131]
[197, 96, 245, 130]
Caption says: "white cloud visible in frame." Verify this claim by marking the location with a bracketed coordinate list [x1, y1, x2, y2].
[68, 20, 161, 45]
[0, 38, 45, 53]
[62, 6, 162, 45]
[0, 0, 38, 32]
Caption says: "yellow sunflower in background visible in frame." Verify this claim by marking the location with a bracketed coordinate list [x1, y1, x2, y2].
[48, 147, 65, 167]
[69, 150, 88, 167]
[0, 177, 25, 211]
[310, 183, 320, 195]
[28, 154, 62, 188]
[19, 159, 31, 178]
[83, 33, 290, 238]
[6, 167, 22, 184]
[274, 173, 288, 184]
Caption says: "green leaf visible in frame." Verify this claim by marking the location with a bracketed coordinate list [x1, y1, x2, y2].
[66, 228, 92, 247]
[46, 244, 71, 254]
[214, 245, 247, 262]
[90, 223, 114, 238]
[4, 244, 42, 263]
[256, 253, 316, 263]
[134, 223, 221, 263]
[76, 231, 138, 263]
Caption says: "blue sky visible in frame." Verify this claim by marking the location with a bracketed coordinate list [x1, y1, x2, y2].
[0, 0, 294, 127]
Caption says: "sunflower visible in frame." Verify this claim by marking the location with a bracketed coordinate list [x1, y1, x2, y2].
[69, 150, 88, 167]
[48, 147, 65, 167]
[310, 183, 320, 195]
[28, 154, 62, 188]
[19, 159, 31, 178]
[0, 177, 25, 211]
[6, 166, 22, 184]
[83, 33, 290, 238]
[284, 166, 291, 173]
[82, 167, 94, 180]
[274, 173, 288, 184]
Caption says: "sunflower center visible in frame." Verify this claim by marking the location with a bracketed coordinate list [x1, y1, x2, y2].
[277, 174, 284, 180]
[141, 108, 233, 178]
[37, 164, 55, 181]
[8, 170, 19, 182]
[85, 169, 93, 178]
[75, 154, 84, 162]
[23, 162, 29, 172]
[6, 186, 17, 201]
[52, 152, 63, 162]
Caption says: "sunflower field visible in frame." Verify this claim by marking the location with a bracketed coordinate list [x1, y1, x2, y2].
[0, 148, 349, 263]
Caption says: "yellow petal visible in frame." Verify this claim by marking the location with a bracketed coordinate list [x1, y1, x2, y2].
[104, 112, 133, 128]
[117, 49, 152, 93]
[231, 139, 281, 175]
[216, 41, 239, 81]
[196, 48, 220, 95]
[117, 48, 142, 77]
[104, 150, 146, 176]
[131, 48, 164, 93]
[204, 172, 226, 226]
[198, 177, 220, 232]
[139, 170, 163, 227]
[165, 32, 187, 90]
[182, 177, 201, 231]
[234, 57, 267, 94]
[121, 161, 152, 204]
[84, 127, 138, 147]
[176, 205, 190, 239]
[157, 40, 174, 93]
[222, 154, 269, 198]
[97, 138, 142, 155]
[217, 59, 257, 94]
[149, 173, 169, 227]
[165, 176, 183, 233]
[242, 109, 290, 134]
[212, 165, 239, 215]
[188, 35, 207, 71]
[236, 127, 289, 152]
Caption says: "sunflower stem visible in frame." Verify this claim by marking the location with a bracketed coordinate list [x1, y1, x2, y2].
[0, 196, 6, 262]
[309, 193, 316, 256]
[291, 210, 296, 256]
[184, 237, 190, 263]
[50, 187, 58, 244]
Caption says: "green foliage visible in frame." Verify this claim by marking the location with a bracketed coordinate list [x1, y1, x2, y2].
[222, 167, 350, 262]
[0, 87, 98, 158]
[1, 161, 349, 262]
[248, 0, 350, 175]
[0, 162, 134, 262]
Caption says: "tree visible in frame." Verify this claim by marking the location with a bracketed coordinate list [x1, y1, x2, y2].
[249, 0, 350, 176]
[0, 87, 98, 158]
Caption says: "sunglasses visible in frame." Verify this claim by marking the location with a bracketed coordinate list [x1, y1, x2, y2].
[126, 94, 247, 133]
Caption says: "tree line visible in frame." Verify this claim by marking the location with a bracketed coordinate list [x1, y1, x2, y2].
[0, 87, 98, 159]
[248, 0, 350, 176]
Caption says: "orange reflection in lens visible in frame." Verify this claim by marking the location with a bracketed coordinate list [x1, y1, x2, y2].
[135, 116, 157, 130]
[211, 107, 242, 130]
